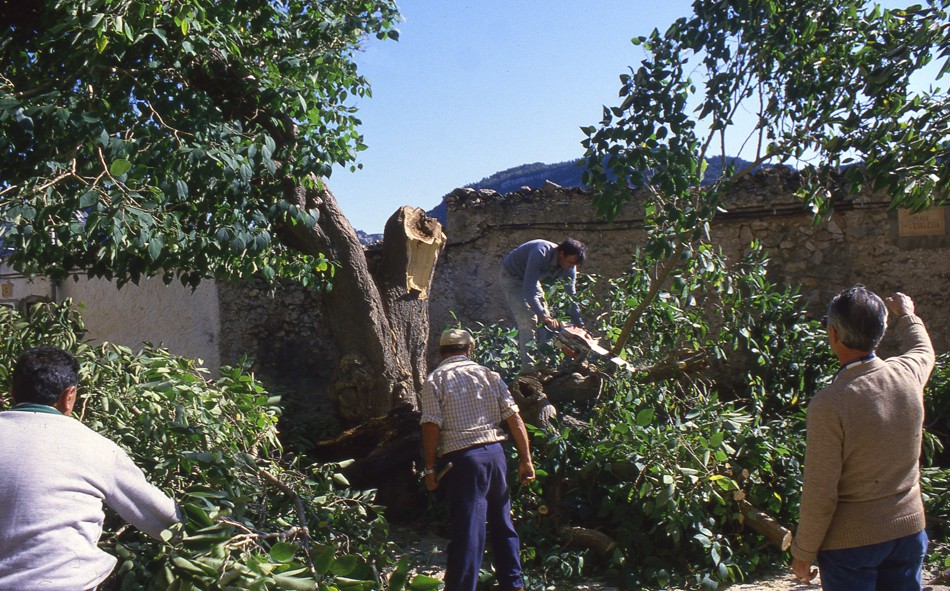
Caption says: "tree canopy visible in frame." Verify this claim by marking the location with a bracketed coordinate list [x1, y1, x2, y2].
[0, 0, 399, 286]
[584, 0, 950, 226]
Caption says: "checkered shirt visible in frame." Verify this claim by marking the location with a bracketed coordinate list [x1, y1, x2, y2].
[419, 355, 519, 455]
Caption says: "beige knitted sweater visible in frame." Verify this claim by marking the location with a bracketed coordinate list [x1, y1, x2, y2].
[791, 314, 935, 563]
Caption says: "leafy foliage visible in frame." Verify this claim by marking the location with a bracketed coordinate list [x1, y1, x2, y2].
[583, 0, 950, 222]
[0, 0, 399, 286]
[471, 243, 950, 589]
[559, 3, 950, 586]
[921, 354, 950, 568]
[0, 301, 397, 590]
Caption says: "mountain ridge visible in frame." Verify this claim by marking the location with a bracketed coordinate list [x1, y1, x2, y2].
[358, 156, 757, 241]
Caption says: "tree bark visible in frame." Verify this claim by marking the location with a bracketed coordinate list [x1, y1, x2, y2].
[374, 206, 446, 396]
[735, 498, 793, 551]
[278, 186, 445, 423]
[180, 48, 446, 424]
[509, 375, 559, 429]
[544, 370, 604, 403]
[560, 526, 618, 556]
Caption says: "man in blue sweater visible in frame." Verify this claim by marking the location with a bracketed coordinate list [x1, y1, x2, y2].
[499, 238, 586, 372]
[0, 346, 180, 591]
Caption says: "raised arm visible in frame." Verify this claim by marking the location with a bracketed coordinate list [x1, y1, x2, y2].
[885, 292, 935, 384]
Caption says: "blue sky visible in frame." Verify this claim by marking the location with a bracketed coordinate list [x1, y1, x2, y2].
[327, 1, 939, 234]
[329, 1, 697, 233]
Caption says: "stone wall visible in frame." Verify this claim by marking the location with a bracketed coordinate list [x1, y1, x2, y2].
[217, 279, 339, 427]
[14, 166, 940, 419]
[428, 168, 950, 354]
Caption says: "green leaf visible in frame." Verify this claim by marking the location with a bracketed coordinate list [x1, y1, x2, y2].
[311, 544, 335, 574]
[271, 573, 317, 590]
[329, 555, 359, 576]
[148, 236, 164, 262]
[85, 13, 105, 29]
[269, 541, 297, 563]
[78, 191, 98, 209]
[110, 159, 132, 177]
[14, 109, 34, 136]
[636, 407, 655, 427]
[407, 574, 444, 591]
[710, 474, 738, 491]
[388, 559, 410, 591]
[181, 503, 214, 528]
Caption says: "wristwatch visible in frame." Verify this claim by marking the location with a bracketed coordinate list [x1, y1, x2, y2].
[424, 468, 436, 475]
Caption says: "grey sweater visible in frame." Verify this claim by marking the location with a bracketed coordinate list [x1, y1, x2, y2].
[0, 408, 180, 590]
[791, 314, 935, 562]
[501, 239, 582, 325]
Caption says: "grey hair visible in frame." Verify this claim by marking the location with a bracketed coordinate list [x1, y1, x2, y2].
[826, 284, 888, 352]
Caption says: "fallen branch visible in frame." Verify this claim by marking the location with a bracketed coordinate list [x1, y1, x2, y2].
[734, 494, 793, 551]
[560, 526, 618, 557]
[635, 348, 708, 381]
[256, 468, 315, 573]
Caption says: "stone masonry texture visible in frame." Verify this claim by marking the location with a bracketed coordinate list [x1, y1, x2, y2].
[428, 168, 949, 356]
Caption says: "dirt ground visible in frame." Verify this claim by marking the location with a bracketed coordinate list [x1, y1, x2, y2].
[389, 524, 950, 590]
[723, 569, 950, 590]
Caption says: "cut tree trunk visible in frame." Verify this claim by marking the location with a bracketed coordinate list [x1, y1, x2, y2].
[509, 375, 558, 429]
[278, 185, 445, 423]
[293, 198, 444, 518]
[374, 206, 447, 398]
[544, 370, 604, 403]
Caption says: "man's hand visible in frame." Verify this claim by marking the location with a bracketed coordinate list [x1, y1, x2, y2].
[518, 459, 536, 485]
[885, 292, 915, 318]
[791, 557, 818, 584]
[541, 315, 561, 330]
[424, 471, 439, 492]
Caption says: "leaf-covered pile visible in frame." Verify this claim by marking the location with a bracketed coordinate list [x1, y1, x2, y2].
[469, 242, 950, 590]
[0, 302, 408, 591]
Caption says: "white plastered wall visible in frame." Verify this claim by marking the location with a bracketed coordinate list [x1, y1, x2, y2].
[58, 276, 221, 369]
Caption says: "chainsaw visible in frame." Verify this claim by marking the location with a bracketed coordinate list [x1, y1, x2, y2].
[543, 324, 635, 373]
[544, 324, 708, 378]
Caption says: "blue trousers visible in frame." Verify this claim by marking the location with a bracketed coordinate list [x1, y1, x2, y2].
[817, 529, 928, 591]
[442, 443, 523, 591]
[499, 267, 542, 371]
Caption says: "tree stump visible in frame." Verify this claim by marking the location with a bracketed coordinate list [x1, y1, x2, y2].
[311, 404, 425, 521]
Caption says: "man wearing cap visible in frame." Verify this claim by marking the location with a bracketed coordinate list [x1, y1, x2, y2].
[420, 328, 535, 591]
[791, 288, 934, 590]
[500, 238, 586, 372]
[0, 345, 181, 590]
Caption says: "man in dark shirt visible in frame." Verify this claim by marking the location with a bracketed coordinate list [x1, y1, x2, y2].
[499, 238, 585, 372]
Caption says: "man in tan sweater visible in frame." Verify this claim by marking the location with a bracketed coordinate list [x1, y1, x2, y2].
[791, 287, 935, 590]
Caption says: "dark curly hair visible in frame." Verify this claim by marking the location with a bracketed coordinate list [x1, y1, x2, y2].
[11, 346, 79, 405]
